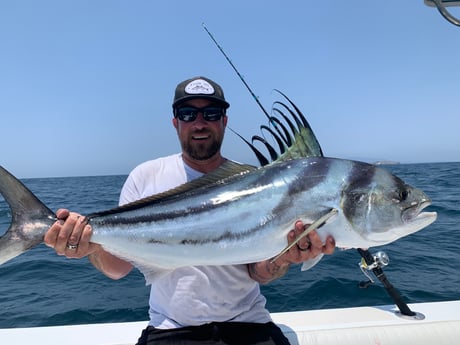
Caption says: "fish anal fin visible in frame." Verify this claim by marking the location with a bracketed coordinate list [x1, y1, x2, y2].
[136, 263, 170, 285]
[301, 253, 324, 271]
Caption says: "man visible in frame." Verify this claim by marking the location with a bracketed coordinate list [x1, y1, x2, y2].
[45, 76, 335, 344]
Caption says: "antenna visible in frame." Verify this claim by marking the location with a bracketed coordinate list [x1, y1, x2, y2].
[425, 0, 460, 26]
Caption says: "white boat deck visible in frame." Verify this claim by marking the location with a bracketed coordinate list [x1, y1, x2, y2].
[1, 300, 459, 345]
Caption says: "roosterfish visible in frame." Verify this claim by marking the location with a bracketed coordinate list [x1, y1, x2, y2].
[0, 92, 436, 279]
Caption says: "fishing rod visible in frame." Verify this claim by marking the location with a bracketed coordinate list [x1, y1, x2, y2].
[202, 23, 290, 161]
[203, 23, 422, 319]
[202, 23, 271, 121]
[358, 248, 423, 319]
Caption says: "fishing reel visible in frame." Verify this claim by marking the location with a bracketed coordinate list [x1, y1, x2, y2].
[356, 249, 422, 318]
[358, 250, 389, 288]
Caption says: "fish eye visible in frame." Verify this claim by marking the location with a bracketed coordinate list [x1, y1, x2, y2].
[399, 190, 409, 201]
[350, 192, 365, 203]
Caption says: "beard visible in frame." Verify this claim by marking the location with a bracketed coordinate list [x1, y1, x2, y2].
[181, 135, 223, 161]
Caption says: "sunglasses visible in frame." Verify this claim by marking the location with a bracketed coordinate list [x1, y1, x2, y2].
[174, 106, 225, 122]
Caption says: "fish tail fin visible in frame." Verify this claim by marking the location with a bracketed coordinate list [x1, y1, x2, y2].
[0, 166, 55, 265]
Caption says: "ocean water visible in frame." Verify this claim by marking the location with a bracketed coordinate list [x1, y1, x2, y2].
[0, 162, 459, 329]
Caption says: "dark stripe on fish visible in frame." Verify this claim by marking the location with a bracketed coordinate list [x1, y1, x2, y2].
[271, 158, 330, 217]
[341, 162, 377, 223]
[147, 220, 265, 246]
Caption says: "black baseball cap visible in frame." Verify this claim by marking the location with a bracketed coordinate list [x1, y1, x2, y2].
[172, 76, 230, 109]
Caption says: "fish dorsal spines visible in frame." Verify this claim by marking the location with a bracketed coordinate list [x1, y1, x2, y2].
[87, 160, 256, 219]
[239, 90, 324, 166]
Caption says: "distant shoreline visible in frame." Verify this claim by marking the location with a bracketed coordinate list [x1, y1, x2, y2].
[373, 161, 400, 165]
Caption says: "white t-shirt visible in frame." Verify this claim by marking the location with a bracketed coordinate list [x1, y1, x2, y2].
[119, 153, 272, 328]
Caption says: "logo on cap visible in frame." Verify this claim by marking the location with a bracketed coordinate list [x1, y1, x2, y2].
[184, 79, 215, 95]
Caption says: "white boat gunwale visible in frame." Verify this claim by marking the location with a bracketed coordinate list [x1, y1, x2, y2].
[1, 300, 459, 345]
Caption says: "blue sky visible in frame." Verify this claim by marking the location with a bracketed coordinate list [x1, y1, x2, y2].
[1, 1, 459, 178]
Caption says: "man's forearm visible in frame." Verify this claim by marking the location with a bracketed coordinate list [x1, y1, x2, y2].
[88, 247, 133, 280]
[247, 258, 290, 284]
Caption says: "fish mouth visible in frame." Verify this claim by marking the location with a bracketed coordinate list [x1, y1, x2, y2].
[402, 199, 437, 226]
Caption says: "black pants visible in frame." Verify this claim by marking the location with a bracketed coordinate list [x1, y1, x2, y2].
[136, 321, 291, 345]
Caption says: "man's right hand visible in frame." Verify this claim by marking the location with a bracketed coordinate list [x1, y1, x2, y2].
[44, 209, 133, 279]
[44, 209, 100, 258]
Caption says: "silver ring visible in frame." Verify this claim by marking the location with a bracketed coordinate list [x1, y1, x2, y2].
[66, 243, 78, 250]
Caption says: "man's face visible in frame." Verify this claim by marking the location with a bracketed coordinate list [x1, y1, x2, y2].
[173, 98, 228, 161]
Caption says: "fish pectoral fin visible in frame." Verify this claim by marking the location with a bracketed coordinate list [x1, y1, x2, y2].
[301, 254, 324, 271]
[270, 208, 338, 264]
